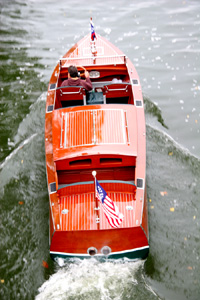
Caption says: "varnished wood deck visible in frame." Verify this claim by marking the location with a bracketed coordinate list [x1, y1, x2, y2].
[60, 108, 129, 149]
[59, 190, 136, 231]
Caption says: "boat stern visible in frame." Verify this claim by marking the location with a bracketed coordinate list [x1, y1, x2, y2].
[50, 226, 149, 261]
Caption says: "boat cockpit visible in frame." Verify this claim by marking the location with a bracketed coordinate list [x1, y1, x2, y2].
[53, 58, 137, 109]
[55, 83, 133, 109]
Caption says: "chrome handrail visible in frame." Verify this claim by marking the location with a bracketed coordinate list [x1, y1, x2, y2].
[60, 54, 126, 61]
[105, 86, 128, 92]
[60, 88, 82, 95]
[59, 54, 127, 67]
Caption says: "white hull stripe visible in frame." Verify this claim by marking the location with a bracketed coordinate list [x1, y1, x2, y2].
[50, 245, 149, 257]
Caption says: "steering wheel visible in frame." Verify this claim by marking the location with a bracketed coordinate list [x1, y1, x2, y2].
[77, 66, 87, 78]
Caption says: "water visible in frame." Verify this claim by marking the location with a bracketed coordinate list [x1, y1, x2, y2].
[0, 0, 200, 299]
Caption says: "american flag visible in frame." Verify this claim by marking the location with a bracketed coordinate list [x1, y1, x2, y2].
[95, 179, 124, 228]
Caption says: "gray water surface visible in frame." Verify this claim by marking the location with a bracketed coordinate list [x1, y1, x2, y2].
[0, 1, 200, 299]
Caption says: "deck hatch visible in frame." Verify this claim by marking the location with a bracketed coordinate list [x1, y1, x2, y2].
[60, 108, 130, 148]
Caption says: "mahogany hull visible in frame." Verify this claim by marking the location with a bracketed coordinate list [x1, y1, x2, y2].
[45, 33, 149, 261]
[50, 226, 148, 260]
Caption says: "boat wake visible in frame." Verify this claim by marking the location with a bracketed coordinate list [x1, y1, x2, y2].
[0, 92, 46, 191]
[36, 259, 159, 300]
[144, 96, 168, 129]
[0, 133, 38, 170]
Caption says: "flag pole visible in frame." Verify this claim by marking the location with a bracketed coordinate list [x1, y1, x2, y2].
[92, 170, 100, 230]
[90, 17, 97, 57]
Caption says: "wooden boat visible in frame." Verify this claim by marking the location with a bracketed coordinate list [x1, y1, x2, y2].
[45, 29, 149, 260]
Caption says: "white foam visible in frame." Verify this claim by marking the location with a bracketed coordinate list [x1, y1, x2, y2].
[36, 259, 144, 300]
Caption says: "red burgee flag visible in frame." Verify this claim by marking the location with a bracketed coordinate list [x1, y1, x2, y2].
[95, 179, 124, 228]
[90, 17, 96, 41]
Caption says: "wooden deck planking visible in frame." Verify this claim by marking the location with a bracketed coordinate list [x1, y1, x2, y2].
[60, 191, 136, 231]
[61, 109, 127, 149]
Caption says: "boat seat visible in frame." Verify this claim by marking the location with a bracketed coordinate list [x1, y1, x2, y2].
[103, 83, 132, 104]
[104, 83, 131, 96]
[56, 86, 86, 108]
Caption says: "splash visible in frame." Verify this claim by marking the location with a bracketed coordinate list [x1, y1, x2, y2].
[36, 259, 152, 300]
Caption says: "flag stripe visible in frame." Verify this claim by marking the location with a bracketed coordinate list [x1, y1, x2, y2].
[103, 197, 121, 218]
[95, 179, 124, 228]
[96, 193, 119, 217]
[96, 195, 119, 219]
[102, 200, 120, 219]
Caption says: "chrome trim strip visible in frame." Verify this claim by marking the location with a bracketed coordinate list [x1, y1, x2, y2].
[64, 112, 68, 148]
[60, 112, 64, 148]
[124, 110, 130, 144]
